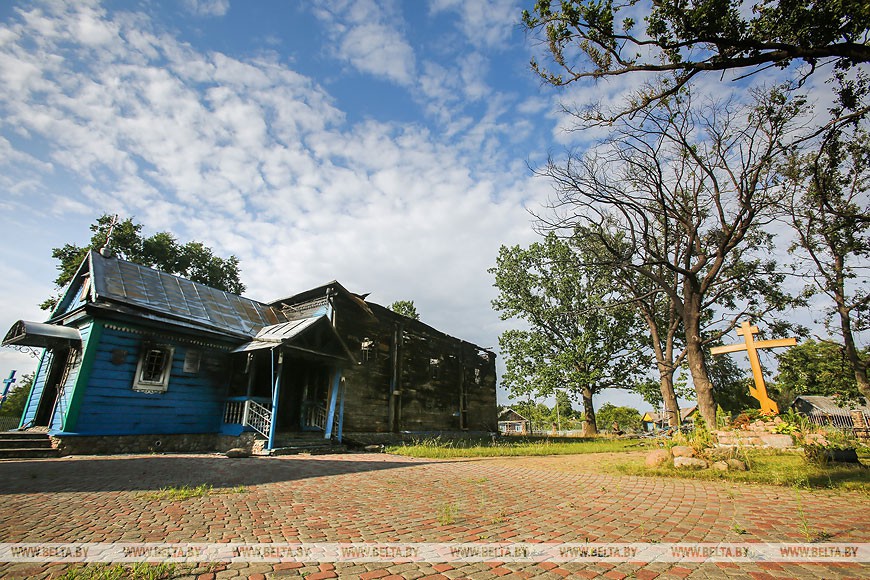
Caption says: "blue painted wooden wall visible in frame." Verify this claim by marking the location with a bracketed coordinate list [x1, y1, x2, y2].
[72, 324, 230, 435]
[21, 322, 93, 430]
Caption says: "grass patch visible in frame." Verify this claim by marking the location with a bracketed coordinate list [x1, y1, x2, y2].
[607, 449, 870, 493]
[385, 436, 650, 458]
[140, 484, 246, 501]
[56, 563, 185, 580]
[436, 502, 460, 525]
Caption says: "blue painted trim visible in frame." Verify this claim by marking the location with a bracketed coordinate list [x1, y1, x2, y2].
[220, 423, 245, 436]
[20, 353, 46, 429]
[324, 368, 341, 440]
[267, 349, 281, 450]
[225, 396, 271, 404]
[336, 377, 346, 443]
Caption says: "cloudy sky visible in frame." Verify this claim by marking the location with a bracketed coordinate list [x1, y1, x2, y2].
[0, 0, 852, 412]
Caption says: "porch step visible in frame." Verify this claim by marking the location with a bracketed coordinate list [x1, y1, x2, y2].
[0, 432, 60, 459]
[253, 432, 346, 456]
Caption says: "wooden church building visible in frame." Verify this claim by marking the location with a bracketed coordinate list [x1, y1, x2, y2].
[2, 250, 498, 453]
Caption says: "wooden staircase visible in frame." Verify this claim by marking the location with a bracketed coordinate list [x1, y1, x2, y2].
[252, 431, 346, 456]
[0, 432, 61, 459]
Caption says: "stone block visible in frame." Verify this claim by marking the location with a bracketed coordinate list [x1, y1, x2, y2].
[673, 456, 708, 469]
[225, 448, 251, 458]
[758, 434, 794, 448]
[725, 459, 748, 471]
[711, 461, 729, 471]
[645, 449, 672, 468]
[671, 445, 695, 458]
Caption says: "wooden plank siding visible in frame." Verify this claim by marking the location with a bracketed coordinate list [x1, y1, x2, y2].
[21, 348, 50, 427]
[333, 296, 498, 434]
[72, 323, 233, 435]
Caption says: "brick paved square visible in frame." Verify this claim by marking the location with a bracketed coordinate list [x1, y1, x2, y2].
[0, 452, 867, 579]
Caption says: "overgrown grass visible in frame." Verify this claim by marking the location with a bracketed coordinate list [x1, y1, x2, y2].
[607, 448, 870, 493]
[385, 436, 651, 458]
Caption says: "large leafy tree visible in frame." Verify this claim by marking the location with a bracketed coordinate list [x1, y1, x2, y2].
[576, 223, 686, 426]
[595, 403, 642, 432]
[491, 233, 646, 435]
[42, 214, 245, 310]
[0, 372, 32, 420]
[772, 339, 866, 405]
[536, 88, 803, 427]
[522, 0, 870, 125]
[780, 127, 870, 400]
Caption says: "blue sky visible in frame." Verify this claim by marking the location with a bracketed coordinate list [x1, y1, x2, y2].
[0, 0, 848, 413]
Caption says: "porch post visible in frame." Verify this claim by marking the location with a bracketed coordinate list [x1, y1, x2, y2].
[324, 368, 342, 440]
[336, 378, 346, 443]
[267, 348, 283, 450]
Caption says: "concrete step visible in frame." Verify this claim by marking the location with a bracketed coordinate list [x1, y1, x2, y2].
[0, 437, 53, 449]
[269, 443, 347, 456]
[0, 447, 61, 459]
[0, 431, 50, 440]
[0, 432, 60, 459]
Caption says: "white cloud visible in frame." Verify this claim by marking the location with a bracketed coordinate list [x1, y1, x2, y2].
[0, 0, 548, 373]
[182, 0, 230, 18]
[310, 0, 416, 86]
[429, 0, 520, 50]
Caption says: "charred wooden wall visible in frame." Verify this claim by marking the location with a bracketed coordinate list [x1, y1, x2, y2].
[330, 295, 497, 433]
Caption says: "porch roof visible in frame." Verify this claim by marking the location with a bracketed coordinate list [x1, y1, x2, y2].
[230, 315, 357, 364]
[2, 320, 82, 349]
[231, 316, 324, 352]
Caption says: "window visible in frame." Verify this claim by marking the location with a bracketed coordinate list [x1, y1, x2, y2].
[133, 344, 174, 392]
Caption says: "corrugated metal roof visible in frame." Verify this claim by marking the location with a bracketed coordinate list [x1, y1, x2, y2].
[90, 250, 285, 338]
[794, 395, 870, 415]
[231, 316, 324, 353]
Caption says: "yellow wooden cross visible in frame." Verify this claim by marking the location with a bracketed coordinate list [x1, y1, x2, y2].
[710, 321, 797, 415]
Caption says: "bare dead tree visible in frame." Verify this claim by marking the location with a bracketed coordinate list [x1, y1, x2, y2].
[536, 87, 804, 427]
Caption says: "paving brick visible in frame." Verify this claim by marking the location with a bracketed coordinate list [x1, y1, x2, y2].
[0, 453, 867, 580]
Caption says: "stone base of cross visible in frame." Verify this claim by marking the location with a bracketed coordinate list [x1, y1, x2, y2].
[710, 321, 796, 416]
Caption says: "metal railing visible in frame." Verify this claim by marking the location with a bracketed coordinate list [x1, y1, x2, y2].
[223, 397, 273, 439]
[305, 404, 326, 431]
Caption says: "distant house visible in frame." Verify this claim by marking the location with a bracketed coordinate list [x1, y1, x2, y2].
[642, 406, 696, 432]
[497, 408, 530, 435]
[2, 250, 498, 453]
[791, 395, 870, 438]
[641, 411, 666, 432]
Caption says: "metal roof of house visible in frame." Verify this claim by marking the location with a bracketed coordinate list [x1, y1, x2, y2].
[88, 250, 286, 338]
[793, 395, 870, 415]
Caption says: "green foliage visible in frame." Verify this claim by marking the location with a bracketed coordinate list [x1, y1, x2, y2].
[141, 483, 213, 501]
[0, 372, 32, 419]
[595, 403, 641, 432]
[386, 436, 648, 459]
[706, 353, 758, 414]
[388, 299, 420, 320]
[41, 214, 245, 310]
[609, 448, 870, 492]
[523, 0, 869, 122]
[490, 233, 646, 432]
[779, 126, 870, 400]
[57, 563, 181, 580]
[773, 339, 865, 405]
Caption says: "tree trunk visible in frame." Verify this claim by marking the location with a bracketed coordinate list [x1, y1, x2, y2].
[581, 387, 597, 436]
[683, 292, 717, 428]
[659, 370, 682, 427]
[643, 310, 682, 427]
[839, 303, 870, 401]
